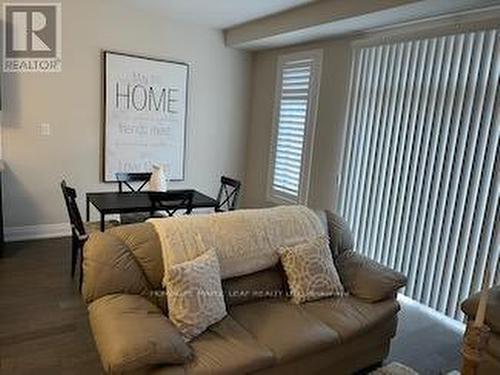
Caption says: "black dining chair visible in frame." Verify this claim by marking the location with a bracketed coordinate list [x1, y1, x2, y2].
[115, 172, 152, 224]
[149, 190, 194, 217]
[116, 172, 152, 193]
[60, 180, 119, 288]
[215, 176, 241, 212]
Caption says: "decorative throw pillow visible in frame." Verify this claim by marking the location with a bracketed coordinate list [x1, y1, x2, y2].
[278, 236, 344, 304]
[165, 249, 227, 341]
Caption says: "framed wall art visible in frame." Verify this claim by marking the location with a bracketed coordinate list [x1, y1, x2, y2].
[103, 51, 188, 181]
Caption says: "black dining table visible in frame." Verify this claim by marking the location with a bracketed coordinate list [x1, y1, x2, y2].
[86, 189, 218, 231]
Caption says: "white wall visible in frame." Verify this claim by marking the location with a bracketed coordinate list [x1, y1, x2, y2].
[241, 11, 499, 212]
[0, 0, 251, 235]
[242, 38, 351, 211]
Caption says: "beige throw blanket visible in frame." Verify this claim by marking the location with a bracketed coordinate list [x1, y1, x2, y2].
[148, 205, 325, 281]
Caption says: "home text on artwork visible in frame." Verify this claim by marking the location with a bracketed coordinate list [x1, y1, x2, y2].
[115, 82, 180, 113]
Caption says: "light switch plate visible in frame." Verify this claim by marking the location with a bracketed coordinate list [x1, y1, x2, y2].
[40, 123, 51, 136]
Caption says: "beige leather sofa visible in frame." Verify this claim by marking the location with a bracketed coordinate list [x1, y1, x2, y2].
[462, 286, 500, 374]
[82, 210, 407, 374]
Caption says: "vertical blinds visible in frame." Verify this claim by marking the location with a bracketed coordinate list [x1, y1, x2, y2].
[339, 28, 499, 320]
[270, 57, 316, 202]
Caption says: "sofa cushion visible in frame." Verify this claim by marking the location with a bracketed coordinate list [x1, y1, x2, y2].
[108, 223, 164, 289]
[82, 231, 151, 304]
[229, 300, 338, 362]
[325, 210, 354, 256]
[279, 235, 344, 304]
[88, 294, 192, 373]
[166, 249, 227, 341]
[163, 316, 275, 374]
[222, 265, 287, 306]
[301, 296, 400, 341]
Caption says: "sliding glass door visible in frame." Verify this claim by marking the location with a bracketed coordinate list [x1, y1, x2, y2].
[339, 28, 499, 319]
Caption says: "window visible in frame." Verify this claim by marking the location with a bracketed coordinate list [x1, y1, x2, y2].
[268, 50, 322, 204]
[339, 28, 499, 320]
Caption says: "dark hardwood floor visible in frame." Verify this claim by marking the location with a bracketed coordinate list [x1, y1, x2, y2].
[0, 238, 103, 374]
[0, 237, 462, 374]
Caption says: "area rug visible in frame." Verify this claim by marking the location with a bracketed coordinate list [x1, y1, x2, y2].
[370, 362, 419, 375]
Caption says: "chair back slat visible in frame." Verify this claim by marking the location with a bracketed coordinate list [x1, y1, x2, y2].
[60, 180, 86, 237]
[149, 190, 194, 217]
[115, 172, 152, 193]
[216, 176, 241, 212]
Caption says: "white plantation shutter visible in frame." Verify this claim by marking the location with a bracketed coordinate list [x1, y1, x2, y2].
[339, 28, 499, 320]
[268, 50, 322, 204]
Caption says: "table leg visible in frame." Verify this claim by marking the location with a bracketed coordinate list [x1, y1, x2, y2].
[86, 197, 90, 222]
[100, 213, 105, 232]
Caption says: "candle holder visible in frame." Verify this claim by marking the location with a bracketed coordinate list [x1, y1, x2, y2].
[461, 321, 490, 375]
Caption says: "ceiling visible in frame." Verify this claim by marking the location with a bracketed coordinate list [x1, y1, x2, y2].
[126, 0, 314, 29]
[225, 0, 500, 49]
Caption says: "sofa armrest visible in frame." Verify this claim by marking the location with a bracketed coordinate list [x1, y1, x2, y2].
[88, 294, 192, 373]
[461, 286, 500, 333]
[336, 250, 407, 303]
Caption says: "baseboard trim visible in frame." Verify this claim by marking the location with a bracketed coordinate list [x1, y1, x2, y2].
[5, 223, 71, 242]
